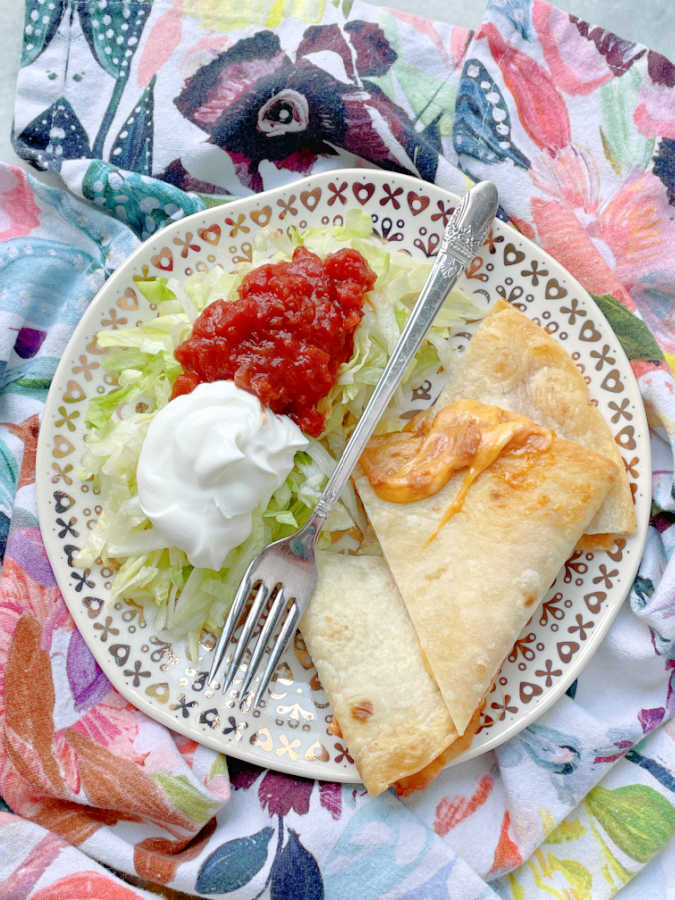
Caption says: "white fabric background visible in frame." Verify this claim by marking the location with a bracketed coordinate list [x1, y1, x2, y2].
[2, 0, 674, 174]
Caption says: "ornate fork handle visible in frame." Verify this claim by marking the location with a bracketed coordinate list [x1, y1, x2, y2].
[208, 181, 499, 706]
[311, 180, 499, 528]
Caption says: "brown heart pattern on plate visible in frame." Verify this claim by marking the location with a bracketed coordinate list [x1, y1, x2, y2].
[545, 278, 568, 300]
[353, 182, 375, 205]
[151, 247, 173, 271]
[503, 243, 526, 266]
[301, 188, 321, 211]
[198, 224, 221, 245]
[250, 205, 272, 227]
[407, 190, 430, 215]
[116, 287, 139, 310]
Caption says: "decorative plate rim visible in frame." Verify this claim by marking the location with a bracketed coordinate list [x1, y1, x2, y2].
[36, 168, 651, 783]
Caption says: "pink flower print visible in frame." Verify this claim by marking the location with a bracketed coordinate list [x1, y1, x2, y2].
[589, 170, 675, 288]
[638, 707, 665, 733]
[137, 0, 183, 88]
[529, 144, 600, 214]
[2, 532, 72, 658]
[318, 781, 342, 820]
[69, 692, 139, 760]
[258, 772, 313, 817]
[531, 164, 675, 323]
[530, 196, 638, 309]
[634, 51, 675, 139]
[174, 734, 200, 762]
[532, 0, 615, 95]
[204, 768, 230, 802]
[52, 731, 81, 795]
[0, 752, 47, 820]
[478, 23, 571, 154]
[0, 165, 41, 241]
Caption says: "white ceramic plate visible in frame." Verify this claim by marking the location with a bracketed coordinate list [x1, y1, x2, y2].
[36, 169, 650, 782]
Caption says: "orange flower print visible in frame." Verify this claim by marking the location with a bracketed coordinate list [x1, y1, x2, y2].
[32, 871, 147, 900]
[529, 153, 675, 329]
[589, 170, 675, 288]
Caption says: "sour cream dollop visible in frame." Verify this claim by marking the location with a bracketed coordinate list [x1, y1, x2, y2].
[137, 380, 308, 570]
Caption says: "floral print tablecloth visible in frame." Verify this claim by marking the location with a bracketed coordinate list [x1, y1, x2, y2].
[1, 0, 674, 897]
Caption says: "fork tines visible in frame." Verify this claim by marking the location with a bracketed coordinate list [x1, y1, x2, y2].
[208, 576, 300, 708]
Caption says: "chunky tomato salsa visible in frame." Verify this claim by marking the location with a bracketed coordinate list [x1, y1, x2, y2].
[172, 246, 376, 436]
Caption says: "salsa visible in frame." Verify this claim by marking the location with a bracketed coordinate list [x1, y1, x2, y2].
[172, 246, 376, 436]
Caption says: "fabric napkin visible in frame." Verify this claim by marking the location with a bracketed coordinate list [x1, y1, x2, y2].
[1, 0, 674, 896]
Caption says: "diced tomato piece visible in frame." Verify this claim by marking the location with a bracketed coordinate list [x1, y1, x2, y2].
[171, 246, 376, 436]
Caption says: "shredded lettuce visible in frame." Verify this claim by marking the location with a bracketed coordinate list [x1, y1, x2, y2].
[78, 213, 482, 651]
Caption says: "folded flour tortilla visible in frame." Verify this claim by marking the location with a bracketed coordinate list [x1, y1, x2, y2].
[436, 301, 636, 539]
[301, 304, 629, 793]
[301, 552, 458, 796]
[355, 414, 617, 737]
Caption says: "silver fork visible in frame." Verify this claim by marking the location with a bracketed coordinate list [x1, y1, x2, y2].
[208, 180, 499, 707]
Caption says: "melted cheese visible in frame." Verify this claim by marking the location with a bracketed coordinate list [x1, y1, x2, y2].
[393, 703, 484, 797]
[360, 399, 553, 543]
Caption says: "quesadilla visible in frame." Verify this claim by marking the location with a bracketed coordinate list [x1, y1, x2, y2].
[301, 552, 458, 796]
[435, 301, 635, 541]
[301, 305, 629, 794]
[356, 399, 617, 737]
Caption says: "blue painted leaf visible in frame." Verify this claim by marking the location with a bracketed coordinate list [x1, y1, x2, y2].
[488, 0, 534, 40]
[82, 160, 204, 239]
[410, 111, 443, 182]
[399, 861, 456, 899]
[196, 827, 274, 894]
[110, 77, 155, 174]
[454, 58, 530, 170]
[632, 575, 655, 609]
[626, 749, 675, 793]
[521, 724, 581, 774]
[22, 0, 67, 67]
[0, 439, 19, 508]
[270, 830, 324, 900]
[77, 0, 151, 80]
[653, 137, 675, 205]
[0, 512, 9, 562]
[16, 98, 91, 171]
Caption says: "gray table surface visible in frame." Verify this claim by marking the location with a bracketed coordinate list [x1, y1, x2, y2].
[1, 0, 673, 172]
